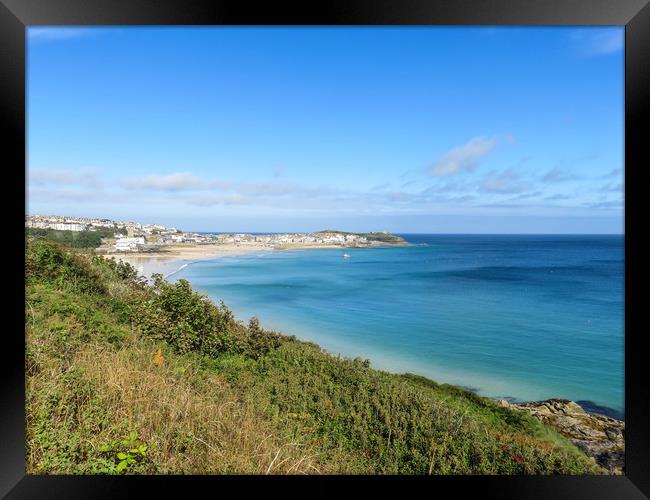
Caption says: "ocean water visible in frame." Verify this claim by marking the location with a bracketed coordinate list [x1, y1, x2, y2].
[172, 235, 624, 417]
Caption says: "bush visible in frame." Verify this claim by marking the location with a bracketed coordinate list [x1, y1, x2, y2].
[133, 275, 283, 359]
[25, 240, 603, 475]
[247, 317, 285, 359]
[91, 255, 142, 283]
[26, 240, 105, 295]
[26, 227, 114, 248]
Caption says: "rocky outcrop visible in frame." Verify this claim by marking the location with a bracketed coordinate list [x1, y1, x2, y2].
[497, 398, 624, 474]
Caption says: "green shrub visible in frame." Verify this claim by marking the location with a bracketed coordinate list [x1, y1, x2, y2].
[25, 240, 604, 475]
[135, 274, 237, 355]
[26, 240, 105, 295]
[26, 227, 114, 248]
[98, 431, 149, 474]
[91, 255, 142, 283]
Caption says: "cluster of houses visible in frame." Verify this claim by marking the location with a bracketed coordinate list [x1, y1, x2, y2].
[26, 214, 117, 232]
[215, 232, 368, 246]
[26, 214, 373, 253]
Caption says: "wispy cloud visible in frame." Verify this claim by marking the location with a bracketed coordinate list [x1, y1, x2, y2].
[428, 136, 500, 177]
[29, 168, 102, 188]
[113, 172, 341, 212]
[603, 168, 622, 179]
[28, 27, 98, 42]
[187, 194, 250, 207]
[544, 193, 571, 201]
[28, 164, 622, 218]
[598, 182, 624, 193]
[480, 169, 528, 194]
[508, 191, 543, 201]
[584, 199, 624, 209]
[272, 166, 287, 178]
[446, 195, 476, 203]
[400, 180, 418, 189]
[27, 187, 131, 203]
[120, 172, 231, 192]
[370, 182, 392, 191]
[421, 181, 470, 195]
[541, 167, 580, 184]
[570, 28, 624, 57]
[237, 182, 301, 196]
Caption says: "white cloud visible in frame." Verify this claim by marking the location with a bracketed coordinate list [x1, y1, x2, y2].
[541, 167, 579, 184]
[603, 168, 622, 179]
[571, 28, 623, 57]
[28, 168, 102, 188]
[237, 183, 297, 196]
[598, 182, 624, 193]
[421, 181, 470, 195]
[428, 136, 499, 176]
[544, 193, 571, 201]
[120, 172, 230, 191]
[584, 199, 624, 209]
[27, 187, 131, 203]
[480, 169, 528, 194]
[28, 28, 97, 42]
[188, 194, 250, 207]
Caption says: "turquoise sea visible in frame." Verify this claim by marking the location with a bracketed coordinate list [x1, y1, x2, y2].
[171, 235, 624, 417]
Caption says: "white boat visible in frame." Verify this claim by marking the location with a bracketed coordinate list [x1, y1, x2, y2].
[343, 253, 351, 259]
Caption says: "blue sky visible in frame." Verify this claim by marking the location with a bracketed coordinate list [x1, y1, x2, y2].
[27, 27, 624, 233]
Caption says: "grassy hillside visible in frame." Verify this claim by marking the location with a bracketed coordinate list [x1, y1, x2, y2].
[26, 227, 121, 249]
[25, 240, 603, 475]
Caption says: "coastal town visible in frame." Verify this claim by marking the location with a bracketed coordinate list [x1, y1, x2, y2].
[25, 214, 406, 254]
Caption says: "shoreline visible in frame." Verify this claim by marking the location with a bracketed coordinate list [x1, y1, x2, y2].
[102, 243, 277, 278]
[103, 243, 624, 421]
[101, 241, 408, 278]
[102, 241, 625, 473]
[101, 243, 624, 421]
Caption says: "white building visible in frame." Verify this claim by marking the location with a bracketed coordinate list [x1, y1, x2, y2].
[52, 223, 86, 232]
[90, 222, 114, 229]
[114, 237, 145, 251]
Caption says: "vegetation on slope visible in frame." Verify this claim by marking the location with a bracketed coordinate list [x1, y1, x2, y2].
[26, 227, 124, 249]
[25, 239, 603, 475]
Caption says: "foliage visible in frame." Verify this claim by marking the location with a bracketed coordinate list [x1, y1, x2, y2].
[91, 255, 143, 283]
[25, 240, 603, 475]
[26, 227, 115, 248]
[215, 342, 598, 474]
[316, 229, 404, 243]
[133, 274, 284, 359]
[98, 432, 148, 474]
[26, 239, 105, 295]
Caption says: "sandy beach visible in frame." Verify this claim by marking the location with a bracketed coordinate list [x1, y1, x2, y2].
[101, 242, 365, 278]
[102, 243, 272, 278]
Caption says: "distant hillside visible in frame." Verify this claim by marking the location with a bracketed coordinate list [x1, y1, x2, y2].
[25, 227, 119, 249]
[25, 239, 602, 475]
[316, 230, 406, 244]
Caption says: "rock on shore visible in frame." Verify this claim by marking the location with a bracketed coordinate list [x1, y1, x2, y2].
[497, 398, 624, 474]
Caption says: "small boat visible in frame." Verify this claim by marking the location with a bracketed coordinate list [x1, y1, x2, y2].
[343, 253, 351, 259]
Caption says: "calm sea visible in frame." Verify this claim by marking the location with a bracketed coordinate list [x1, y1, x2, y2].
[172, 234, 624, 417]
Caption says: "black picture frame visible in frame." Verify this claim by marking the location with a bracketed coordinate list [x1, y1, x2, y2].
[2, 0, 648, 498]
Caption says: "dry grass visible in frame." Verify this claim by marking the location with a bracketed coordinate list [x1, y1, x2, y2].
[73, 338, 326, 474]
[25, 285, 327, 474]
[29, 332, 330, 474]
